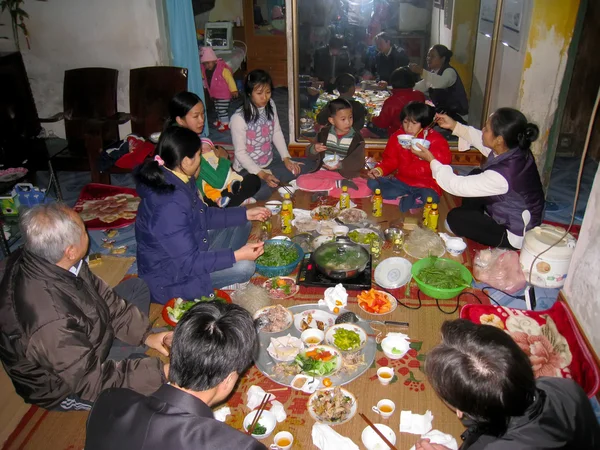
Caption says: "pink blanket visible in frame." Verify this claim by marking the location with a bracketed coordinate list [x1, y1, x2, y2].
[296, 170, 372, 198]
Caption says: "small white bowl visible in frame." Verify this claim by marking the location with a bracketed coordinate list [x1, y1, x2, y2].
[380, 335, 409, 360]
[412, 138, 431, 151]
[446, 238, 467, 256]
[396, 134, 413, 149]
[323, 154, 341, 168]
[361, 423, 397, 450]
[265, 200, 282, 215]
[243, 410, 277, 439]
[332, 225, 349, 237]
[301, 328, 325, 346]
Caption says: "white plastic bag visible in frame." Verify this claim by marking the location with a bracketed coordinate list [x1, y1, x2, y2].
[473, 249, 526, 294]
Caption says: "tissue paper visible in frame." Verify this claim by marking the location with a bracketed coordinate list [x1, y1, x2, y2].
[409, 429, 458, 450]
[246, 385, 274, 410]
[400, 410, 434, 435]
[213, 406, 231, 422]
[318, 283, 348, 313]
[270, 400, 287, 422]
[312, 423, 360, 450]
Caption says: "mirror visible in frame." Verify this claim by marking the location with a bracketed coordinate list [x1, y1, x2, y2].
[292, 0, 490, 143]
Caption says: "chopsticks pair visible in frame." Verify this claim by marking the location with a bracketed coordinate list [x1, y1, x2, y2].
[246, 393, 270, 435]
[359, 413, 399, 450]
[413, 110, 446, 138]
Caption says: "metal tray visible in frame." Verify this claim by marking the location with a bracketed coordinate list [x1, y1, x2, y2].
[255, 304, 377, 388]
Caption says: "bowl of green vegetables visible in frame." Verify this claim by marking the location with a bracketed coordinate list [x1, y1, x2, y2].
[412, 257, 473, 299]
[255, 239, 304, 278]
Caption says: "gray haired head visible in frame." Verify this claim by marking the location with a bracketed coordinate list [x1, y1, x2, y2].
[19, 203, 83, 263]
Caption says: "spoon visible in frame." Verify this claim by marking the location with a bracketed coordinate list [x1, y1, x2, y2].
[335, 311, 409, 327]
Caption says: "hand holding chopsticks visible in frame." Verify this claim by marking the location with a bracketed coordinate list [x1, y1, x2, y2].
[246, 393, 270, 435]
[359, 413, 399, 450]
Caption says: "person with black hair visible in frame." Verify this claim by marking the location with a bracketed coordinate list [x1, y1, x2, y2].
[371, 67, 426, 136]
[316, 73, 367, 132]
[230, 69, 318, 200]
[411, 45, 469, 123]
[412, 109, 545, 249]
[373, 32, 410, 84]
[312, 34, 353, 92]
[85, 302, 267, 450]
[297, 98, 371, 197]
[417, 319, 600, 450]
[368, 102, 451, 212]
[135, 126, 270, 304]
[166, 91, 261, 206]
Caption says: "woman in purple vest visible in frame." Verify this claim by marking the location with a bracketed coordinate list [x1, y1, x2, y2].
[230, 69, 319, 200]
[411, 108, 545, 249]
[411, 45, 469, 124]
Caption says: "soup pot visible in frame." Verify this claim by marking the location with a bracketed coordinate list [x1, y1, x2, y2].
[312, 237, 370, 280]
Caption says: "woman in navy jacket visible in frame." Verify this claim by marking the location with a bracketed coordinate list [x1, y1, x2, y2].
[135, 127, 270, 304]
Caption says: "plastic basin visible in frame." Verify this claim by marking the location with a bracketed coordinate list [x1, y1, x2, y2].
[411, 257, 473, 299]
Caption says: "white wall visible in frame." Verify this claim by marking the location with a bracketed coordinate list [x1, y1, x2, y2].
[0, 0, 169, 138]
[430, 5, 453, 49]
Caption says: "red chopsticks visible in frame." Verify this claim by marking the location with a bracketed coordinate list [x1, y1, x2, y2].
[359, 412, 398, 450]
[246, 394, 270, 435]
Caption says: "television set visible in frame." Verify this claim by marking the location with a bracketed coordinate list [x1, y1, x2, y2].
[204, 22, 234, 51]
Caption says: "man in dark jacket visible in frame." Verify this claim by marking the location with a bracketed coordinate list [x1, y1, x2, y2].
[85, 302, 266, 450]
[417, 319, 600, 450]
[312, 34, 352, 93]
[0, 203, 170, 411]
[373, 32, 410, 84]
[317, 73, 367, 132]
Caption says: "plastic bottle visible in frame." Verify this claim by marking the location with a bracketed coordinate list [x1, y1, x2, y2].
[282, 193, 294, 220]
[427, 203, 439, 232]
[372, 188, 383, 217]
[280, 203, 292, 234]
[339, 186, 350, 210]
[422, 196, 433, 226]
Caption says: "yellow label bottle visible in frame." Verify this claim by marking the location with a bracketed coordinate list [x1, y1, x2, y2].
[372, 188, 383, 217]
[427, 203, 439, 232]
[339, 186, 350, 210]
[282, 193, 294, 220]
[281, 203, 292, 234]
[423, 196, 433, 226]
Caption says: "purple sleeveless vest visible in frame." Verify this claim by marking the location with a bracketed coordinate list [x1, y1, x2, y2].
[482, 148, 545, 236]
[429, 65, 469, 116]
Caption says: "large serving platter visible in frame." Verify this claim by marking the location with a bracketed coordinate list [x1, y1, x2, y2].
[255, 304, 377, 388]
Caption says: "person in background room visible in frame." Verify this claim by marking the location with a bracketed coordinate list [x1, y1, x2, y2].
[411, 45, 469, 124]
[368, 102, 451, 212]
[135, 126, 270, 304]
[297, 98, 371, 198]
[371, 67, 426, 136]
[412, 109, 544, 249]
[312, 34, 353, 93]
[200, 46, 239, 132]
[317, 73, 367, 132]
[166, 91, 261, 206]
[417, 319, 600, 449]
[85, 302, 267, 450]
[0, 203, 170, 411]
[372, 32, 410, 85]
[230, 69, 319, 200]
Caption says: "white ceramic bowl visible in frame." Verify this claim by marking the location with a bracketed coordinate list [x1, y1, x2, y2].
[373, 257, 412, 289]
[332, 225, 349, 236]
[323, 154, 341, 168]
[412, 138, 431, 151]
[446, 238, 467, 256]
[381, 335, 410, 360]
[243, 410, 277, 439]
[396, 134, 413, 149]
[301, 328, 325, 346]
[361, 423, 397, 450]
[265, 200, 282, 215]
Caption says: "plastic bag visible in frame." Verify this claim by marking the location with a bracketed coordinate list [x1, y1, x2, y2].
[473, 249, 526, 294]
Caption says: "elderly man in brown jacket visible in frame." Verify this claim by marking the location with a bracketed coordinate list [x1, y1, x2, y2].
[0, 203, 171, 411]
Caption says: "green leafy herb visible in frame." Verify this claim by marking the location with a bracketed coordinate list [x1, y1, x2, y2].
[418, 263, 468, 289]
[391, 347, 403, 355]
[295, 352, 338, 377]
[248, 422, 267, 435]
[166, 298, 196, 322]
[197, 295, 227, 304]
[333, 328, 361, 351]
[256, 243, 298, 267]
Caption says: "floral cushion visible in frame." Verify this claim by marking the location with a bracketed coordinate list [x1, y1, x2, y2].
[460, 301, 599, 398]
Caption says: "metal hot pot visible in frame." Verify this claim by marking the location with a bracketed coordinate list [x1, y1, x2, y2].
[312, 237, 370, 280]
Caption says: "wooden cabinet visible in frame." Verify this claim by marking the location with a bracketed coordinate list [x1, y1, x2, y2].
[243, 0, 287, 87]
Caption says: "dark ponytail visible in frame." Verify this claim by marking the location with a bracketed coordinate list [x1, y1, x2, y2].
[432, 44, 453, 66]
[164, 91, 203, 130]
[490, 107, 539, 151]
[135, 127, 201, 193]
[242, 69, 274, 123]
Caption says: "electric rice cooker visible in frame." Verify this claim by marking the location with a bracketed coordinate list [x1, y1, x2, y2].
[519, 225, 577, 288]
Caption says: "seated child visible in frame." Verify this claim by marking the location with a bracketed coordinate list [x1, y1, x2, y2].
[371, 67, 425, 137]
[297, 98, 371, 198]
[200, 47, 238, 132]
[367, 102, 451, 211]
[317, 73, 367, 132]
[198, 138, 260, 208]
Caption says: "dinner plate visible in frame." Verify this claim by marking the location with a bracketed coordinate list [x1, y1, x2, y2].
[311, 205, 340, 221]
[262, 276, 300, 300]
[296, 345, 343, 377]
[316, 220, 337, 236]
[161, 290, 231, 327]
[348, 228, 380, 246]
[308, 387, 357, 426]
[292, 216, 319, 232]
[294, 309, 337, 332]
[254, 305, 294, 333]
[311, 235, 334, 251]
[325, 324, 367, 353]
[373, 257, 413, 290]
[357, 290, 398, 316]
[337, 208, 368, 225]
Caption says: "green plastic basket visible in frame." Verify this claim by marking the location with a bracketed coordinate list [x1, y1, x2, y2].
[411, 257, 473, 300]
[255, 240, 304, 278]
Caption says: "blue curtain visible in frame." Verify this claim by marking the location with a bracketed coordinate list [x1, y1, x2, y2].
[165, 0, 209, 136]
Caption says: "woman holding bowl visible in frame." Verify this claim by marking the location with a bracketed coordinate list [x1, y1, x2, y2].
[411, 108, 545, 249]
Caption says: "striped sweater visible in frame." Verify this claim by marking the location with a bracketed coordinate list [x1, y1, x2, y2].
[310, 125, 365, 179]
